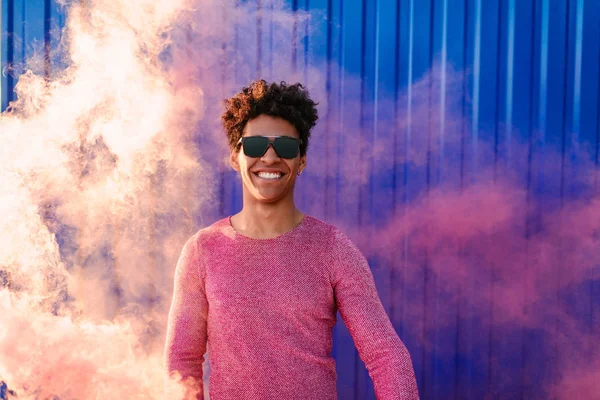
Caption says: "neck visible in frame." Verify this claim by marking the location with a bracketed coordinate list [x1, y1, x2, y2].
[232, 194, 304, 239]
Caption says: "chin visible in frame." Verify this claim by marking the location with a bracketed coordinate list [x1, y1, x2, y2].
[251, 190, 288, 204]
[255, 195, 284, 204]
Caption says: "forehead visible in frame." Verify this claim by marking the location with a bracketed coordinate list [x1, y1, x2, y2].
[243, 114, 299, 138]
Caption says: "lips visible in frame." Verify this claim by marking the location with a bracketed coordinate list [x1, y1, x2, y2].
[252, 169, 286, 175]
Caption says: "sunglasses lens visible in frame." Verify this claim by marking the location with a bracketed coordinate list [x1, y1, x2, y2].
[242, 136, 269, 157]
[273, 137, 300, 159]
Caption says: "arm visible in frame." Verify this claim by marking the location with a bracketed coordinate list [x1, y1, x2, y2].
[164, 234, 208, 400]
[330, 229, 419, 400]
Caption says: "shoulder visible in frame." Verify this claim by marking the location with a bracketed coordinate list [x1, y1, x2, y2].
[302, 215, 360, 253]
[307, 218, 371, 285]
[302, 214, 340, 236]
[194, 217, 232, 242]
[182, 217, 232, 253]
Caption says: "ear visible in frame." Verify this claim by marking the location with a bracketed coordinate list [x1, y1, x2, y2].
[229, 149, 240, 172]
[299, 154, 307, 173]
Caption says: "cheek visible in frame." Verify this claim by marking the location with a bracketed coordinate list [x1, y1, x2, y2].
[239, 157, 254, 172]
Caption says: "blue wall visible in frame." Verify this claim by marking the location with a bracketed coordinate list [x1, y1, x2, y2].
[1, 0, 64, 110]
[2, 1, 600, 399]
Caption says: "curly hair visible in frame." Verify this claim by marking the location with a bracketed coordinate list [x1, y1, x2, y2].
[221, 80, 318, 157]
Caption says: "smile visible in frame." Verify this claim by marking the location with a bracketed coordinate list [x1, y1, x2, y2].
[254, 171, 284, 180]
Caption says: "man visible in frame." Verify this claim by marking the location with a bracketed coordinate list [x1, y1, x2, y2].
[164, 80, 419, 399]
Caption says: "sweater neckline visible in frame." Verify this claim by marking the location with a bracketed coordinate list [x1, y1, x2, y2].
[227, 214, 309, 241]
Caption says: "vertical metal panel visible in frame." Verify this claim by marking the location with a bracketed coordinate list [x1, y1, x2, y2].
[2, 1, 600, 399]
[1, 0, 63, 109]
[337, 1, 365, 396]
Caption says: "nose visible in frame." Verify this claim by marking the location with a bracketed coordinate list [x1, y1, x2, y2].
[260, 142, 280, 162]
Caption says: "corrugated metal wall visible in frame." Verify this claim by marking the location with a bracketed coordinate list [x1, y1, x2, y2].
[2, 0, 600, 399]
[1, 0, 64, 110]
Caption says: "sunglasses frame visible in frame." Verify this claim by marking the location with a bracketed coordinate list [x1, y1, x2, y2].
[237, 135, 303, 159]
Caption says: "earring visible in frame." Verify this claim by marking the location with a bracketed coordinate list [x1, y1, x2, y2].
[297, 171, 302, 176]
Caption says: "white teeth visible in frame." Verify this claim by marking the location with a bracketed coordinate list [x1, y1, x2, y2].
[257, 172, 282, 180]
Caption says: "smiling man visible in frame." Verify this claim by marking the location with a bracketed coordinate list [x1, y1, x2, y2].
[163, 80, 419, 399]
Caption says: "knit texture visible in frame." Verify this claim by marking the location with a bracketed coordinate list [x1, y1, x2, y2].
[164, 215, 419, 399]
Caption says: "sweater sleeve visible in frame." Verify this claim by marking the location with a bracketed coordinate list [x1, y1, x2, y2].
[164, 233, 208, 400]
[330, 229, 419, 400]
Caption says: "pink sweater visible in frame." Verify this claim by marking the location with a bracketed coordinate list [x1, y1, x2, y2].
[164, 215, 418, 399]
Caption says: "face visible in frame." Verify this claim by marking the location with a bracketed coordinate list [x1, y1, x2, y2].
[229, 114, 306, 204]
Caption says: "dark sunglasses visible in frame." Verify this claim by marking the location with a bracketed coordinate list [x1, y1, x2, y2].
[237, 135, 302, 159]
